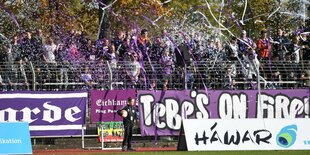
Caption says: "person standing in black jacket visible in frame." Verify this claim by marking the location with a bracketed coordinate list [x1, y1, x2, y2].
[117, 97, 137, 151]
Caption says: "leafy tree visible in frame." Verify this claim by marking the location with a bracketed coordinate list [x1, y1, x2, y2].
[0, 0, 308, 42]
[0, 0, 99, 40]
[98, 0, 170, 38]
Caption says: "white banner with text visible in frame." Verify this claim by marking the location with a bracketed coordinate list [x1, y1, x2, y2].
[183, 119, 310, 151]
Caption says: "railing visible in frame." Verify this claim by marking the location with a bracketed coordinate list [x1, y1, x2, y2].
[0, 60, 309, 91]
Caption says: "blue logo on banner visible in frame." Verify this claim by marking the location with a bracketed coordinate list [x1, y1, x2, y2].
[0, 122, 32, 154]
[276, 125, 297, 148]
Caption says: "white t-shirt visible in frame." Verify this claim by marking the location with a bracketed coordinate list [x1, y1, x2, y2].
[44, 44, 57, 63]
[127, 61, 141, 77]
[230, 44, 239, 57]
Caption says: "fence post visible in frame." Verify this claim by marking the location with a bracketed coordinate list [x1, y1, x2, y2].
[184, 65, 187, 90]
[29, 61, 36, 91]
[106, 61, 113, 90]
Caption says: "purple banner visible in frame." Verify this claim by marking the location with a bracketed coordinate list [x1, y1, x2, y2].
[138, 89, 310, 136]
[0, 91, 87, 137]
[90, 89, 136, 123]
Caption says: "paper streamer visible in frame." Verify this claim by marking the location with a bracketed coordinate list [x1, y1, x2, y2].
[240, 0, 248, 25]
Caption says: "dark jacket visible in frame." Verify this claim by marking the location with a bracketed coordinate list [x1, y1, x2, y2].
[117, 104, 138, 126]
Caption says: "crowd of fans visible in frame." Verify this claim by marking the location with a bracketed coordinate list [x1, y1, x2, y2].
[0, 27, 309, 91]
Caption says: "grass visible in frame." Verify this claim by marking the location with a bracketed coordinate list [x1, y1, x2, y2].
[55, 150, 310, 155]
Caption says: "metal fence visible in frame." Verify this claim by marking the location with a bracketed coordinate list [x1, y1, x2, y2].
[0, 60, 309, 91]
